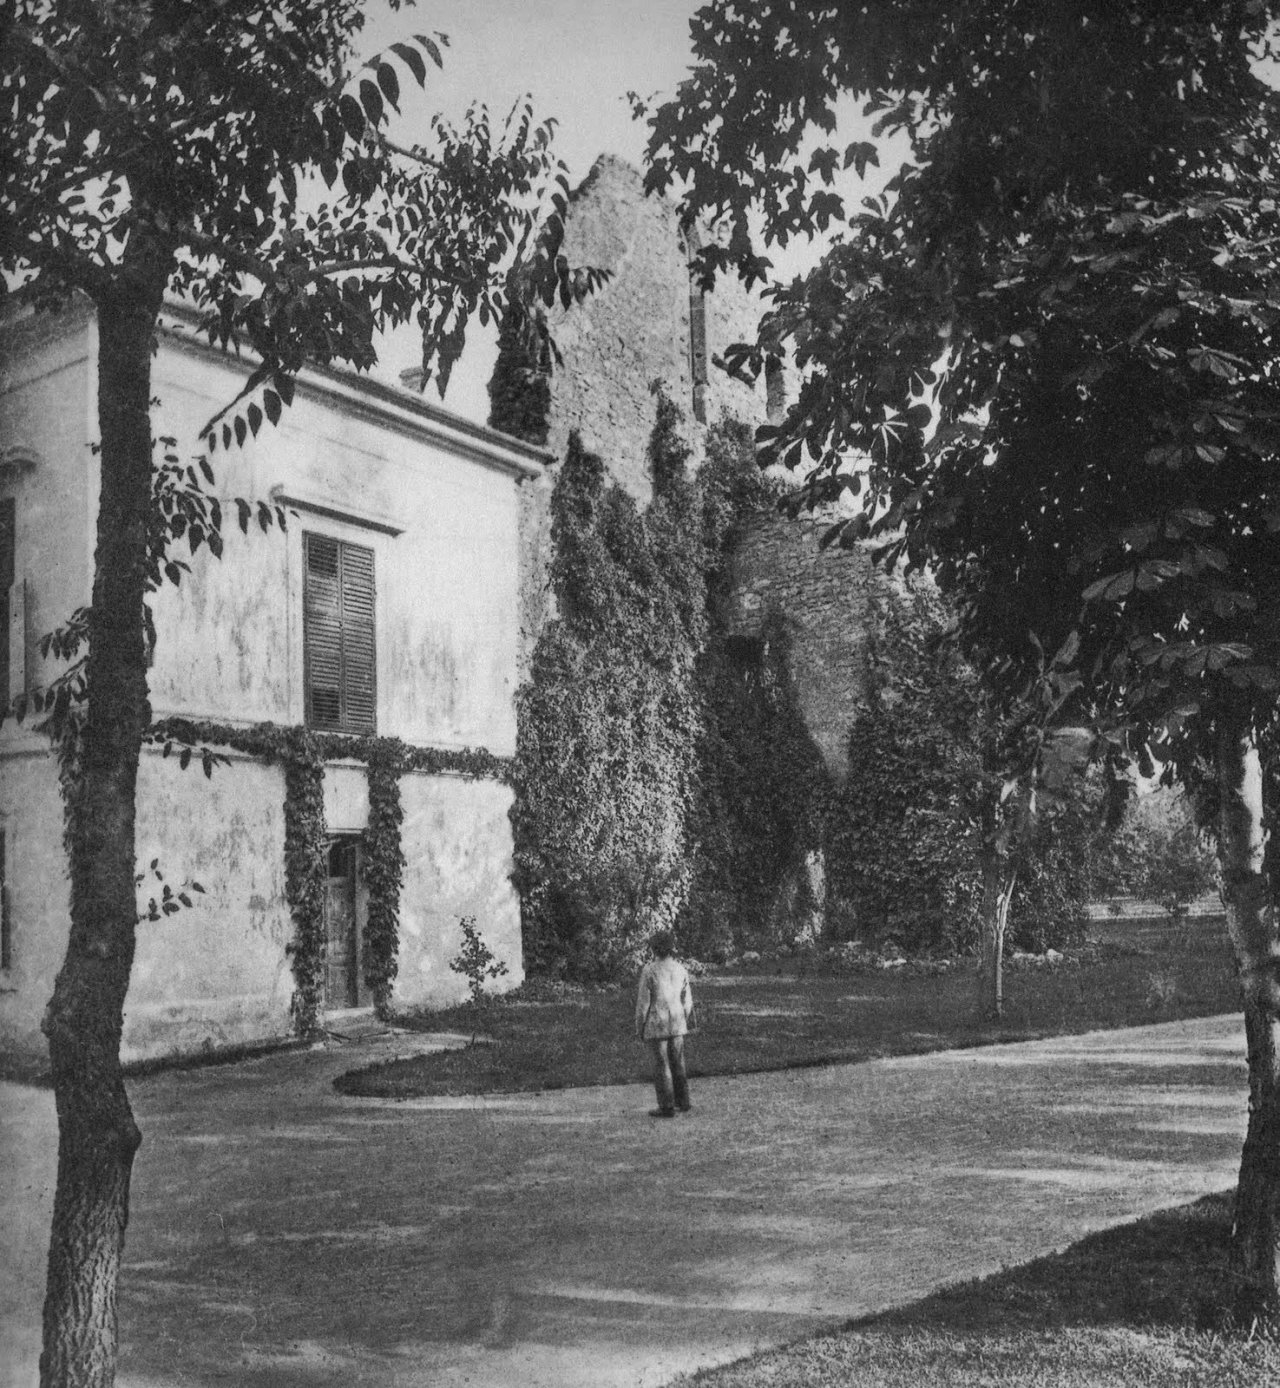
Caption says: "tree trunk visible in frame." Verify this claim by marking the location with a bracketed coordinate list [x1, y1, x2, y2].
[978, 849, 1016, 1023]
[1215, 715, 1280, 1323]
[40, 268, 166, 1387]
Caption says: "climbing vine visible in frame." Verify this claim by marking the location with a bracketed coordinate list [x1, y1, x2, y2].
[363, 737, 407, 1017]
[280, 732, 327, 1036]
[512, 392, 829, 977]
[146, 715, 509, 1032]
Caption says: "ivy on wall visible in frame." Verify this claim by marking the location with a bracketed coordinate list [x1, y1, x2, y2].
[511, 398, 705, 980]
[824, 585, 1092, 955]
[487, 309, 553, 445]
[685, 422, 832, 960]
[280, 732, 327, 1035]
[512, 392, 829, 978]
[146, 716, 509, 1033]
[363, 736, 406, 1018]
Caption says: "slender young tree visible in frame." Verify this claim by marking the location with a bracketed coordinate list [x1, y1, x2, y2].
[2, 3, 600, 1382]
[644, 1, 1280, 1315]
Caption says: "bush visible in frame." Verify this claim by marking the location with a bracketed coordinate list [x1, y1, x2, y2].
[512, 395, 704, 981]
[513, 396, 828, 978]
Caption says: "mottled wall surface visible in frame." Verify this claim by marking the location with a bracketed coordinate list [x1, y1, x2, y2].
[513, 155, 773, 674]
[148, 341, 525, 754]
[543, 156, 768, 500]
[395, 773, 523, 1008]
[0, 755, 71, 1058]
[513, 157, 897, 780]
[0, 312, 532, 1061]
[124, 752, 294, 1061]
[722, 514, 884, 781]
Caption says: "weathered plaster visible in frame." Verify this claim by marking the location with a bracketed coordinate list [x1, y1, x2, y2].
[395, 773, 523, 1009]
[1, 308, 534, 1062]
[124, 751, 294, 1061]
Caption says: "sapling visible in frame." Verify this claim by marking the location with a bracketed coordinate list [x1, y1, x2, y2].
[450, 916, 509, 1044]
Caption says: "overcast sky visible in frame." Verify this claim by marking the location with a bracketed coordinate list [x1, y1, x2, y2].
[361, 0, 706, 417]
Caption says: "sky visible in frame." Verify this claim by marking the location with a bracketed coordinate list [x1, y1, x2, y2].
[358, 0, 709, 419]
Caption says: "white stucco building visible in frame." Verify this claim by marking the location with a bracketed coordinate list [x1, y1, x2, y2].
[0, 300, 542, 1064]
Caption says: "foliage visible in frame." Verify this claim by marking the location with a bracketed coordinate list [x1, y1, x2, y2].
[644, 2, 1280, 1309]
[827, 585, 987, 953]
[827, 580, 1093, 957]
[643, 0, 1280, 779]
[4, 0, 604, 402]
[513, 410, 704, 980]
[4, 3, 609, 1377]
[512, 390, 839, 977]
[1136, 809, 1221, 922]
[1090, 787, 1221, 912]
[363, 737, 407, 1018]
[450, 915, 510, 1006]
[487, 305, 553, 445]
[146, 715, 509, 1028]
[281, 733, 328, 1038]
[689, 611, 831, 957]
[337, 914, 1241, 1099]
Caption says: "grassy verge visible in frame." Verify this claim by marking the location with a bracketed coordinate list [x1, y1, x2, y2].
[335, 916, 1240, 1098]
[668, 1193, 1277, 1387]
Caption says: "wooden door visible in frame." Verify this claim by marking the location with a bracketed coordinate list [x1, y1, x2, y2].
[324, 838, 361, 1009]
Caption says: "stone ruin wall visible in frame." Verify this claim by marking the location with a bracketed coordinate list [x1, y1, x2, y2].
[507, 154, 900, 782]
[513, 155, 769, 674]
[721, 512, 882, 781]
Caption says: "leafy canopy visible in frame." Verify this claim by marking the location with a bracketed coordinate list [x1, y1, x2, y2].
[644, 2, 1280, 778]
[3, 0, 605, 424]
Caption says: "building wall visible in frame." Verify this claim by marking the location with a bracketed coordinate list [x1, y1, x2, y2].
[722, 513, 882, 780]
[512, 155, 774, 674]
[511, 156, 909, 782]
[148, 337, 526, 755]
[0, 310, 532, 1064]
[543, 155, 769, 501]
[394, 773, 523, 1010]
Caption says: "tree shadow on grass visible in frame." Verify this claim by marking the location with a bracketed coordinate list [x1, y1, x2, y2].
[860, 1191, 1242, 1336]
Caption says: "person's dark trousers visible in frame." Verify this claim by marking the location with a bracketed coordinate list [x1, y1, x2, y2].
[649, 1036, 691, 1114]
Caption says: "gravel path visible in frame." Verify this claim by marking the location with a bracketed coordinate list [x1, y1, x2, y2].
[1, 1015, 1248, 1388]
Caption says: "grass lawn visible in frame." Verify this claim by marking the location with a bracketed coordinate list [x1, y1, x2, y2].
[667, 1193, 1278, 1387]
[335, 915, 1241, 1098]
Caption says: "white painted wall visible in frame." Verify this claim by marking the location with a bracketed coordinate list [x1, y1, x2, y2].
[1, 309, 534, 1064]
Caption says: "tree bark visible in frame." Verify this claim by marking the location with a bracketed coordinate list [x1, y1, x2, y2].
[978, 848, 1016, 1023]
[1215, 714, 1280, 1323]
[40, 264, 167, 1387]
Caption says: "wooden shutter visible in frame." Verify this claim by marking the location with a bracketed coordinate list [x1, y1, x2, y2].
[0, 500, 13, 703]
[304, 533, 375, 734]
[339, 542, 376, 733]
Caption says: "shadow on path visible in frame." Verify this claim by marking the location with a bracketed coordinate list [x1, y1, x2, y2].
[0, 1015, 1250, 1388]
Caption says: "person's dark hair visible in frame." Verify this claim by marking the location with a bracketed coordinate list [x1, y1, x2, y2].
[649, 929, 675, 958]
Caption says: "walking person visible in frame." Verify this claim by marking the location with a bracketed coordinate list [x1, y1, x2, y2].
[635, 929, 695, 1118]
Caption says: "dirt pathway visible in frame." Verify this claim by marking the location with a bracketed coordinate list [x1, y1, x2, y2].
[1, 1016, 1247, 1388]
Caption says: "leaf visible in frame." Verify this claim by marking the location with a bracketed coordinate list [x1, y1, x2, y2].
[390, 41, 428, 87]
[263, 390, 282, 426]
[376, 61, 400, 112]
[359, 79, 384, 127]
[247, 402, 263, 438]
[416, 33, 445, 68]
[339, 93, 365, 141]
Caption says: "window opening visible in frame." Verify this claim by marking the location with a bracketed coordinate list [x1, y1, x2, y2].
[304, 533, 376, 734]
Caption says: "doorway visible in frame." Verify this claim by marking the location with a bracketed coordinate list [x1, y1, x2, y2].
[323, 836, 370, 1010]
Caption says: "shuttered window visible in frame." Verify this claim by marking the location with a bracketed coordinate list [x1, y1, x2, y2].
[0, 500, 13, 702]
[304, 533, 376, 734]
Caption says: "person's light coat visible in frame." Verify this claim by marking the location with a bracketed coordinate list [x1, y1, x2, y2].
[635, 956, 695, 1040]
